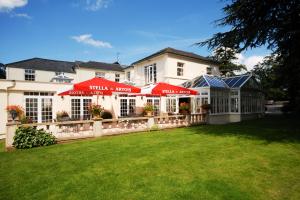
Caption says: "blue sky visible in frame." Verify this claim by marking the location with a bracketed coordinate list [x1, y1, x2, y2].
[0, 0, 269, 69]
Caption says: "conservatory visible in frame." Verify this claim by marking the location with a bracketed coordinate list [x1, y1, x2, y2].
[182, 74, 265, 124]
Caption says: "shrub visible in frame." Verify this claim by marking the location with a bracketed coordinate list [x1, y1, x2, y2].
[13, 126, 56, 149]
[101, 111, 113, 119]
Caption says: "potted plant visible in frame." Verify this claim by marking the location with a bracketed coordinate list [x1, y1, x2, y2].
[144, 103, 154, 116]
[89, 103, 104, 119]
[201, 103, 212, 113]
[179, 102, 189, 115]
[6, 105, 24, 121]
[56, 111, 70, 122]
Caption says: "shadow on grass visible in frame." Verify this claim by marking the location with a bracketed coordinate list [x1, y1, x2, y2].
[189, 114, 300, 143]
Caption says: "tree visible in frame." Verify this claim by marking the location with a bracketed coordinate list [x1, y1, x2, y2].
[198, 0, 300, 111]
[252, 55, 287, 100]
[211, 47, 246, 76]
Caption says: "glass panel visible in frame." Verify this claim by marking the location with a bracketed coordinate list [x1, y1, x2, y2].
[25, 98, 38, 122]
[120, 99, 128, 117]
[129, 99, 136, 115]
[71, 99, 81, 120]
[83, 99, 92, 120]
[41, 98, 53, 122]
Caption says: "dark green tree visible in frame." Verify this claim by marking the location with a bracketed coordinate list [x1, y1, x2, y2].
[211, 47, 246, 76]
[198, 0, 300, 111]
[252, 55, 287, 100]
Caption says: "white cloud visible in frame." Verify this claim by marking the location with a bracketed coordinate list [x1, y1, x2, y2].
[237, 54, 264, 71]
[85, 0, 110, 11]
[0, 0, 27, 12]
[71, 34, 112, 48]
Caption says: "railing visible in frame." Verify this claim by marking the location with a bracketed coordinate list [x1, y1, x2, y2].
[5, 113, 207, 148]
[17, 120, 94, 140]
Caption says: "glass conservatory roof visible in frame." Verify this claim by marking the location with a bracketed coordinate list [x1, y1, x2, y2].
[222, 75, 251, 88]
[181, 74, 253, 89]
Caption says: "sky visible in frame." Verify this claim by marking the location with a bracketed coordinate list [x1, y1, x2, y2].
[0, 0, 269, 70]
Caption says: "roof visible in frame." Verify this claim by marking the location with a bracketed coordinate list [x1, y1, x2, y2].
[182, 74, 256, 89]
[182, 75, 228, 88]
[77, 61, 125, 72]
[131, 47, 218, 65]
[222, 75, 251, 88]
[6, 58, 76, 73]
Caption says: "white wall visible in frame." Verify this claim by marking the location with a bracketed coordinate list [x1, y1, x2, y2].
[132, 54, 167, 86]
[6, 67, 125, 84]
[73, 68, 125, 83]
[6, 67, 76, 82]
[130, 53, 220, 86]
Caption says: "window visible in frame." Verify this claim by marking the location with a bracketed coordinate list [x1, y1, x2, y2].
[24, 92, 53, 123]
[25, 98, 38, 122]
[71, 98, 92, 120]
[120, 97, 136, 117]
[115, 74, 120, 82]
[25, 69, 35, 81]
[55, 72, 65, 76]
[207, 67, 212, 75]
[166, 98, 177, 113]
[127, 72, 131, 81]
[147, 98, 160, 116]
[144, 64, 157, 84]
[95, 72, 105, 78]
[177, 62, 184, 76]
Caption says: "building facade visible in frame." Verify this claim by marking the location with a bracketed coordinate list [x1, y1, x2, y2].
[0, 47, 264, 136]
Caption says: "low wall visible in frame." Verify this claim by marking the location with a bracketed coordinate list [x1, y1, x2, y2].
[5, 114, 206, 149]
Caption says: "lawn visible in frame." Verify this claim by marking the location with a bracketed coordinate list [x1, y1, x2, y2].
[0, 115, 300, 200]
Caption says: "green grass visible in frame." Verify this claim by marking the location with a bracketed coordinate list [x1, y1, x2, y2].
[0, 115, 300, 200]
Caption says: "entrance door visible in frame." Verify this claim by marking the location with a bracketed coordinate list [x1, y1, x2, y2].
[120, 97, 136, 117]
[178, 97, 191, 113]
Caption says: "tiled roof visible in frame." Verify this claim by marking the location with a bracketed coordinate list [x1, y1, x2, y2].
[132, 47, 218, 65]
[76, 61, 125, 72]
[6, 58, 76, 73]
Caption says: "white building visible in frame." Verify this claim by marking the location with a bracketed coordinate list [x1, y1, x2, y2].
[0, 47, 264, 136]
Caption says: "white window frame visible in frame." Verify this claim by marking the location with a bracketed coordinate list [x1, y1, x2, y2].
[71, 97, 93, 120]
[119, 96, 136, 117]
[115, 73, 120, 82]
[24, 92, 54, 123]
[146, 97, 160, 116]
[144, 64, 157, 84]
[25, 69, 35, 81]
[166, 97, 178, 113]
[127, 71, 131, 81]
[177, 62, 184, 76]
[95, 72, 105, 78]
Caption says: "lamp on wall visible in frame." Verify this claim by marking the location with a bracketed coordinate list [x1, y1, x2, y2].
[141, 96, 143, 100]
[115, 95, 118, 100]
[102, 96, 105, 100]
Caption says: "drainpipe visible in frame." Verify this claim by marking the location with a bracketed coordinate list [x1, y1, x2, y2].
[6, 80, 16, 107]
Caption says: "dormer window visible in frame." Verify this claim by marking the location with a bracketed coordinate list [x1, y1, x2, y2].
[177, 62, 184, 76]
[25, 69, 35, 81]
[55, 72, 65, 76]
[95, 72, 105, 78]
